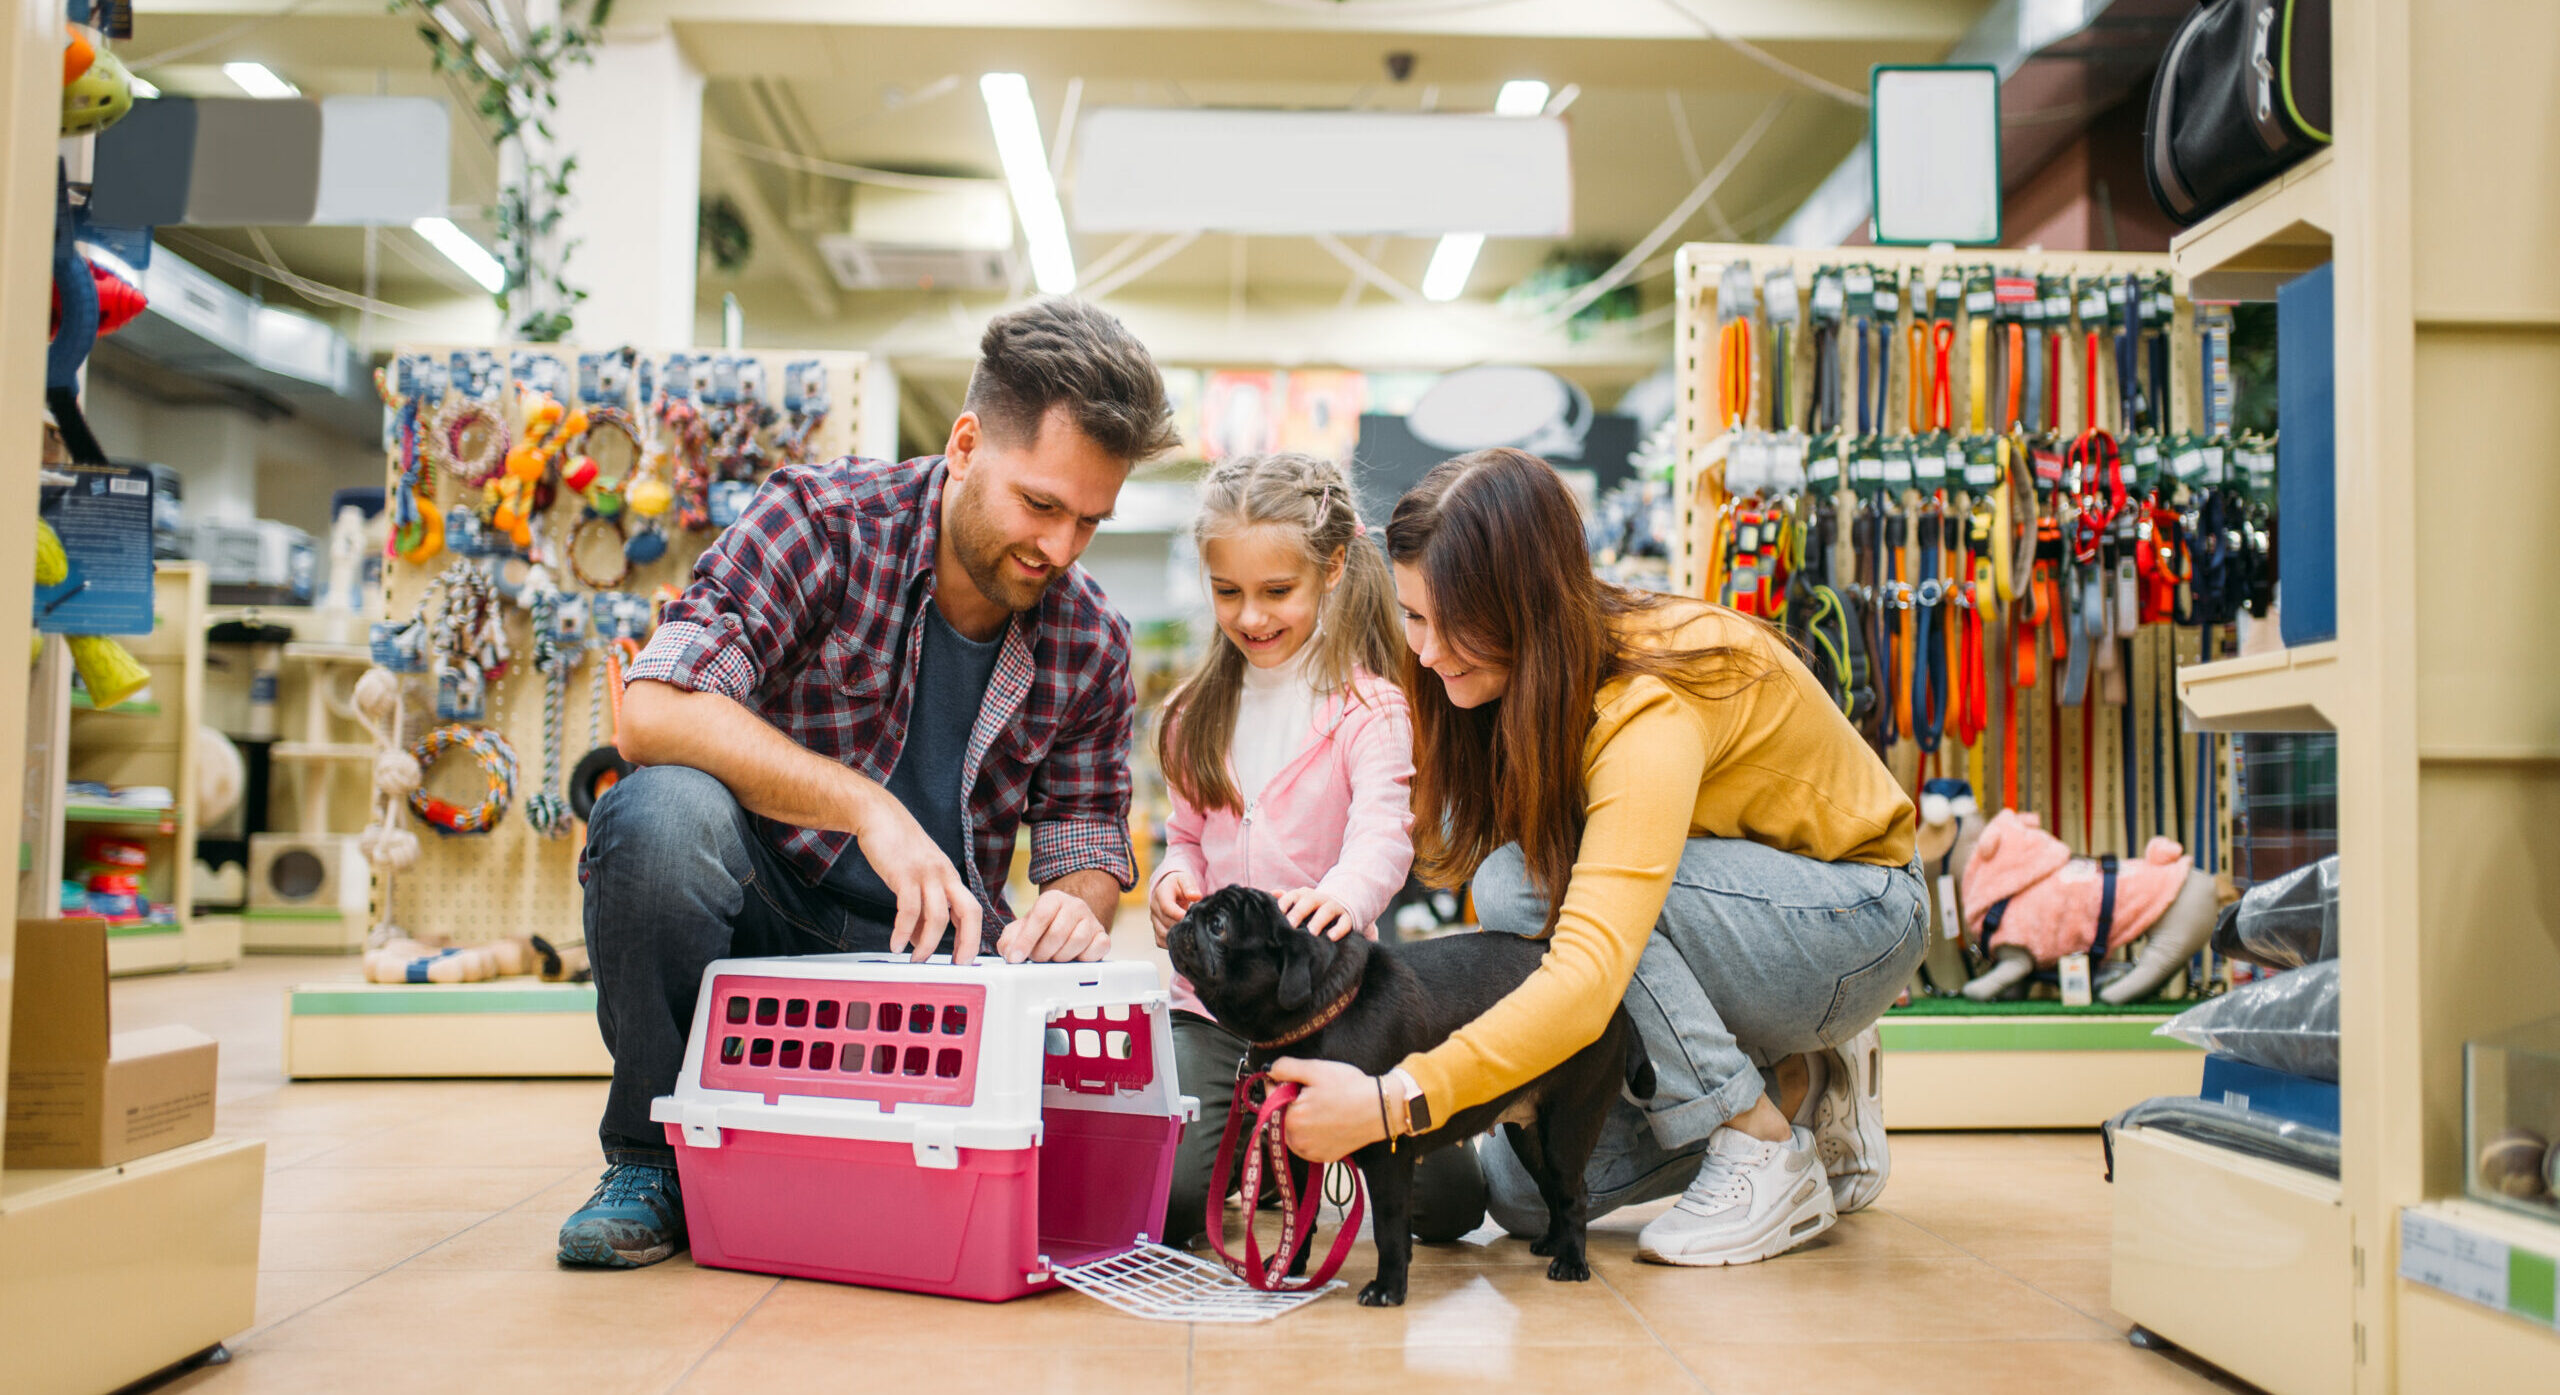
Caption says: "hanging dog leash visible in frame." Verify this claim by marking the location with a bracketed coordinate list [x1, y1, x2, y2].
[1204, 1072, 1366, 1293]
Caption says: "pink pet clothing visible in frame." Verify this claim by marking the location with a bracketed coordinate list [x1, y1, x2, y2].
[1958, 810, 2193, 964]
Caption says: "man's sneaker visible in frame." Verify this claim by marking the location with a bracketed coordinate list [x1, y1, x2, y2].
[1635, 1125, 1835, 1267]
[1812, 1025, 1890, 1212]
[557, 1162, 686, 1268]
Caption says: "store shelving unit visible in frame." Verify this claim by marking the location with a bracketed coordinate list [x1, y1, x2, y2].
[2176, 641, 2339, 733]
[17, 563, 228, 975]
[1, 17, 263, 1389]
[2109, 6, 2560, 1391]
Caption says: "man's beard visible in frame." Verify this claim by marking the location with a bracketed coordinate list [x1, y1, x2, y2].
[947, 472, 1057, 614]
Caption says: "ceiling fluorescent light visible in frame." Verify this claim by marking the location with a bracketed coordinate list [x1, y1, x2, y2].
[979, 72, 1076, 295]
[1494, 81, 1551, 117]
[128, 75, 159, 99]
[411, 216, 504, 293]
[1422, 233, 1483, 302]
[222, 62, 299, 99]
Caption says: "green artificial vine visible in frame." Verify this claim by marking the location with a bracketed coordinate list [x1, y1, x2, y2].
[400, 0, 616, 342]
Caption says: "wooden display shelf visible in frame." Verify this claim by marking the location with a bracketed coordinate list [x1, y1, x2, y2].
[2176, 641, 2339, 732]
[1881, 1005, 2201, 1130]
[59, 802, 177, 830]
[68, 691, 161, 715]
[105, 920, 187, 977]
[2396, 1198, 2560, 1359]
[0, 1137, 265, 1395]
[272, 740, 374, 762]
[2171, 146, 2336, 300]
[286, 980, 612, 1078]
[239, 906, 365, 955]
[2111, 1123, 2350, 1395]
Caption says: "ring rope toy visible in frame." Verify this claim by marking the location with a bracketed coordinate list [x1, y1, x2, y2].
[568, 511, 631, 591]
[564, 405, 642, 513]
[409, 723, 519, 835]
[444, 403, 508, 485]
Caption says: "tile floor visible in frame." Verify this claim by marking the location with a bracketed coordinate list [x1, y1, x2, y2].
[105, 936, 2262, 1395]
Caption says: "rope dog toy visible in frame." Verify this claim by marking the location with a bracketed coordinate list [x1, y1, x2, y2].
[408, 723, 519, 834]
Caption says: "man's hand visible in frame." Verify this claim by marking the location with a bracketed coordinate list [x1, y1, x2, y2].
[996, 888, 1113, 964]
[853, 795, 984, 964]
[1150, 870, 1201, 944]
[1276, 886, 1358, 941]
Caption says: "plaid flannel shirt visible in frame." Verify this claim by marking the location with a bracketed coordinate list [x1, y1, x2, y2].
[625, 455, 1137, 921]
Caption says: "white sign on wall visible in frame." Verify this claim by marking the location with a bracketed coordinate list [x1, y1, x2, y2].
[1870, 65, 2002, 246]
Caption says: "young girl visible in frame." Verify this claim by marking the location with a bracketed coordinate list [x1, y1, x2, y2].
[1147, 453, 1450, 1248]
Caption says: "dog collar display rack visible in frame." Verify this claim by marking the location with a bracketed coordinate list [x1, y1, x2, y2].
[642, 952, 1373, 1317]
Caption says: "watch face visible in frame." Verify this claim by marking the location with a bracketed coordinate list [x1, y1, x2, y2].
[1408, 1092, 1434, 1134]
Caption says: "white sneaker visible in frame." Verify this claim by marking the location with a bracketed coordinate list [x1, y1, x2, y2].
[1812, 1026, 1890, 1212]
[1635, 1125, 1835, 1266]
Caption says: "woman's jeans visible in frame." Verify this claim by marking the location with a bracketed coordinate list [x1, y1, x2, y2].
[1472, 836, 1927, 1229]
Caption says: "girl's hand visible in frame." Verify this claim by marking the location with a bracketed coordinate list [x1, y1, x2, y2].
[1150, 871, 1201, 945]
[1276, 887, 1357, 941]
[1264, 1057, 1390, 1163]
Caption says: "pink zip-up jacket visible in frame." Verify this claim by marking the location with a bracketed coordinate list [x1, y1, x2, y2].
[1153, 668, 1417, 1019]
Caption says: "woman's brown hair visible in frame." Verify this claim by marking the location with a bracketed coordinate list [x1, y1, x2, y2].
[1383, 447, 1772, 923]
[1155, 452, 1402, 814]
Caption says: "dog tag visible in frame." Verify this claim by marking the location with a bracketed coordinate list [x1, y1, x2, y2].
[2058, 953, 2093, 1007]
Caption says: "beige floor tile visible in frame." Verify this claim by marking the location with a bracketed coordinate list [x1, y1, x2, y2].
[1673, 1338, 2234, 1394]
[260, 1166, 579, 1213]
[251, 1264, 775, 1352]
[309, 1111, 604, 1168]
[252, 1133, 363, 1171]
[678, 1342, 1190, 1394]
[160, 1344, 700, 1395]
[1602, 1253, 2119, 1346]
[256, 1209, 493, 1271]
[402, 1202, 590, 1271]
[243, 1271, 371, 1340]
[1192, 1262, 1656, 1350]
[714, 1274, 1186, 1350]
[1191, 1340, 1707, 1395]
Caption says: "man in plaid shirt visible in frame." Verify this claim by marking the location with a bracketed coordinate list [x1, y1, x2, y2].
[561, 300, 1178, 1269]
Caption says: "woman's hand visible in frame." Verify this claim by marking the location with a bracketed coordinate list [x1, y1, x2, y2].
[1276, 887, 1357, 941]
[1264, 1057, 1390, 1163]
[1149, 871, 1200, 945]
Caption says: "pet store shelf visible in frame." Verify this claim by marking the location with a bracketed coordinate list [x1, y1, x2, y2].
[2111, 1123, 2350, 1395]
[2171, 146, 2335, 301]
[286, 980, 611, 1078]
[2397, 1198, 2560, 1368]
[0, 1136, 264, 1395]
[271, 741, 374, 762]
[2175, 641, 2339, 733]
[68, 692, 160, 715]
[281, 640, 372, 665]
[59, 803, 176, 830]
[105, 921, 186, 978]
[1880, 1005, 2200, 1129]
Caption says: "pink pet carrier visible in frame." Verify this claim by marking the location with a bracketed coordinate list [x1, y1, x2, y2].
[653, 954, 1196, 1302]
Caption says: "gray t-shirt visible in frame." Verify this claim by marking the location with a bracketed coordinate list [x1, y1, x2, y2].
[823, 602, 1003, 919]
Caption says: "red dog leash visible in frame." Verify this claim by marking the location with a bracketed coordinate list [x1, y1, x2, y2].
[1204, 1072, 1366, 1292]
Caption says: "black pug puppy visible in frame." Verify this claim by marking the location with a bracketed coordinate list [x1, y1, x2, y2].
[1167, 884, 1652, 1307]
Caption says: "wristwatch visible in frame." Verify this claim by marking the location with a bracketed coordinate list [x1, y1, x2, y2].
[1386, 1068, 1433, 1135]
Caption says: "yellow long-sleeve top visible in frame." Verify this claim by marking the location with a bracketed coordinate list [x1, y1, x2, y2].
[1397, 604, 1917, 1120]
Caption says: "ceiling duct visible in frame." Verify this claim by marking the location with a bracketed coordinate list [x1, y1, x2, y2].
[815, 182, 1018, 292]
[107, 247, 375, 440]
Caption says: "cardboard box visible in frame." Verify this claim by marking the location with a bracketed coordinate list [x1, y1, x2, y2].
[7, 919, 218, 1168]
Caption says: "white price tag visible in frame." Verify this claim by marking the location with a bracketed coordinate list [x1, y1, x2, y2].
[2058, 953, 2093, 1006]
[1883, 449, 1915, 486]
[1966, 288, 1995, 316]
[1916, 444, 1947, 482]
[1812, 277, 1845, 317]
[1843, 266, 1874, 297]
[2201, 445, 2227, 483]
[1876, 288, 1900, 317]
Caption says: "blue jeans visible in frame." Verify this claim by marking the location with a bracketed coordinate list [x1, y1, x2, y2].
[582, 765, 894, 1166]
[1472, 837, 1926, 1225]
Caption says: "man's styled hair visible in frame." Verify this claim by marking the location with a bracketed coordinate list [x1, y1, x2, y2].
[962, 298, 1179, 463]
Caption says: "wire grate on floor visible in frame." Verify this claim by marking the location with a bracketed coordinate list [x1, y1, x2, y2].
[1052, 1243, 1344, 1323]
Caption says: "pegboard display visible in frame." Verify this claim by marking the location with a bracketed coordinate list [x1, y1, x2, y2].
[373, 344, 865, 946]
[1669, 243, 2259, 886]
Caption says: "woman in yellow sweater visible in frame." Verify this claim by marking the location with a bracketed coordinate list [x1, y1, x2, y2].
[1270, 447, 1924, 1266]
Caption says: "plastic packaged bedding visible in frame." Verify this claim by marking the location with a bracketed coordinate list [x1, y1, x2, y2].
[2104, 1095, 2342, 1180]
[2211, 854, 2339, 969]
[2156, 958, 2341, 1082]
